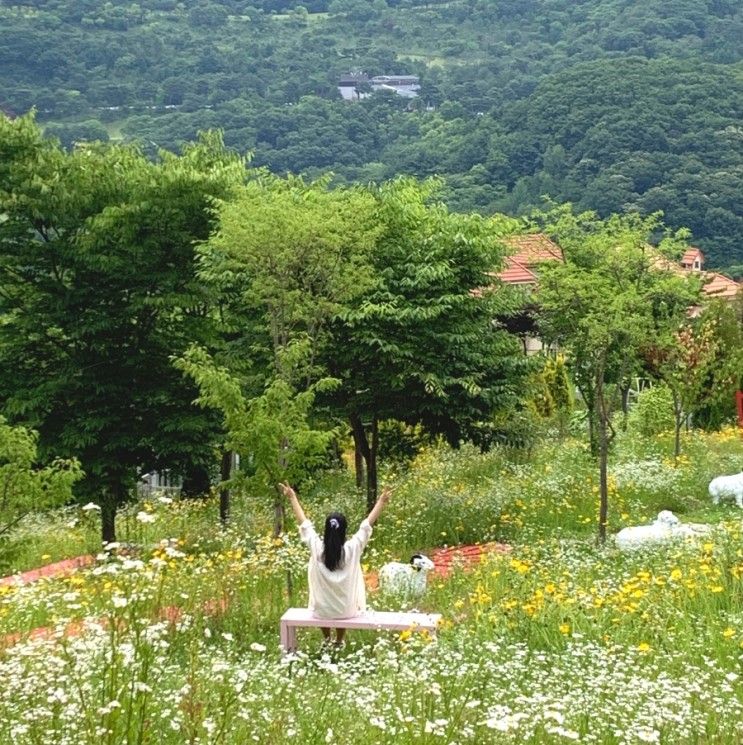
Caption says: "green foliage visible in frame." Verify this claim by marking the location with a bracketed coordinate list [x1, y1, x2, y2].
[182, 176, 381, 511]
[538, 208, 700, 401]
[377, 420, 430, 463]
[43, 119, 109, 150]
[0, 418, 81, 567]
[542, 354, 574, 414]
[536, 206, 701, 539]
[324, 178, 526, 441]
[526, 366, 555, 419]
[527, 355, 574, 421]
[199, 175, 379, 383]
[0, 114, 245, 539]
[627, 384, 675, 437]
[176, 345, 337, 491]
[649, 299, 743, 454]
[487, 408, 546, 456]
[1, 1, 740, 266]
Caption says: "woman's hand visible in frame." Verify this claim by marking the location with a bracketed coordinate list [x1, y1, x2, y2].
[367, 485, 392, 526]
[280, 482, 306, 524]
[379, 486, 392, 505]
[279, 482, 296, 500]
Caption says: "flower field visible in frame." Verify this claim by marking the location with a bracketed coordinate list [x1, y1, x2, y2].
[1, 428, 742, 744]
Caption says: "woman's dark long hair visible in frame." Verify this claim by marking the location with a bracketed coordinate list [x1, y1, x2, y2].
[322, 512, 347, 571]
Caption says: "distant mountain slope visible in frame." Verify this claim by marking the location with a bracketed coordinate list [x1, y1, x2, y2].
[0, 0, 741, 268]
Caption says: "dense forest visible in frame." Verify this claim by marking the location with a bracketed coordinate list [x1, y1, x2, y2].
[1, 0, 742, 270]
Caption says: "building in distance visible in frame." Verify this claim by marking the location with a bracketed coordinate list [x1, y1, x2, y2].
[338, 73, 420, 101]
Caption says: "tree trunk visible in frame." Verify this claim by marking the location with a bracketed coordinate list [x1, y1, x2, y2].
[620, 383, 630, 430]
[597, 419, 609, 545]
[219, 450, 231, 526]
[620, 383, 630, 417]
[350, 412, 379, 512]
[273, 493, 285, 538]
[101, 491, 118, 545]
[586, 399, 599, 457]
[367, 415, 379, 513]
[354, 442, 365, 490]
[274, 438, 289, 537]
[673, 394, 684, 461]
[595, 371, 609, 545]
[577, 381, 599, 456]
[350, 412, 370, 496]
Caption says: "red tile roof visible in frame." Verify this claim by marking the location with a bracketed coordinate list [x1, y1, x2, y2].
[495, 234, 741, 301]
[495, 233, 563, 285]
[702, 272, 742, 300]
[495, 258, 539, 285]
[681, 247, 704, 267]
[502, 234, 564, 265]
[681, 246, 704, 264]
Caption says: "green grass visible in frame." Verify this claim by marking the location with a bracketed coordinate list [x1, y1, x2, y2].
[1, 426, 742, 742]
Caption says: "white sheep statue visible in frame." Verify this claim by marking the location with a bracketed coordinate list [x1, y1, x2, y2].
[379, 554, 435, 596]
[709, 472, 743, 508]
[615, 510, 709, 551]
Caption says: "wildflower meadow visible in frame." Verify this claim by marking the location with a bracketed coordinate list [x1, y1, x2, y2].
[1, 426, 742, 744]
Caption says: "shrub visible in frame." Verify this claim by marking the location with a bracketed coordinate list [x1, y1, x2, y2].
[627, 384, 675, 437]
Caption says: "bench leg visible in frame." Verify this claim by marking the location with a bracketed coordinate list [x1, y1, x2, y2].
[280, 622, 297, 652]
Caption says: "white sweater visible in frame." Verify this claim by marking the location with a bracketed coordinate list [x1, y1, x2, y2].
[299, 518, 373, 619]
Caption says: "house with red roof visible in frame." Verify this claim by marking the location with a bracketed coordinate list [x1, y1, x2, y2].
[494, 234, 564, 354]
[681, 247, 704, 271]
[496, 234, 741, 353]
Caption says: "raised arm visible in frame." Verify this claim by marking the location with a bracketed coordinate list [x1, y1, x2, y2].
[366, 486, 392, 527]
[279, 482, 307, 525]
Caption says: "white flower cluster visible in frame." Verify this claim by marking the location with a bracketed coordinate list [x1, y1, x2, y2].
[0, 623, 741, 744]
[611, 458, 682, 493]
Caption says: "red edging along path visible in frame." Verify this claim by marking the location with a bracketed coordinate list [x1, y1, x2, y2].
[0, 555, 95, 588]
[1, 542, 511, 649]
[364, 541, 511, 590]
[429, 542, 511, 576]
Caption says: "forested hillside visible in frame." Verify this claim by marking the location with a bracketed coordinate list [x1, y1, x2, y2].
[1, 0, 741, 269]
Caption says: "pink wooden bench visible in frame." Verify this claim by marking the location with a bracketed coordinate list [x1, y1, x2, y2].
[280, 608, 442, 652]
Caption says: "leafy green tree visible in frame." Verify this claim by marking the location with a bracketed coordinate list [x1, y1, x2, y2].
[188, 3, 229, 28]
[626, 384, 676, 437]
[177, 346, 337, 534]
[179, 176, 380, 530]
[0, 115, 244, 541]
[321, 177, 527, 509]
[537, 207, 699, 542]
[650, 300, 743, 456]
[0, 418, 82, 551]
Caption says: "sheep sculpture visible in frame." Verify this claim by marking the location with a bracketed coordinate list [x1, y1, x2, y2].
[378, 554, 435, 596]
[709, 472, 743, 508]
[615, 510, 709, 551]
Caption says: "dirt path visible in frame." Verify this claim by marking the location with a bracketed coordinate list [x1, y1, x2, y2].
[0, 555, 95, 587]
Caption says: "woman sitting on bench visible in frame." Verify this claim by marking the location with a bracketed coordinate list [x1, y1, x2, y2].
[279, 482, 391, 646]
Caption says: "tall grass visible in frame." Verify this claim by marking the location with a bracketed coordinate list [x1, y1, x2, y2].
[1, 427, 742, 743]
